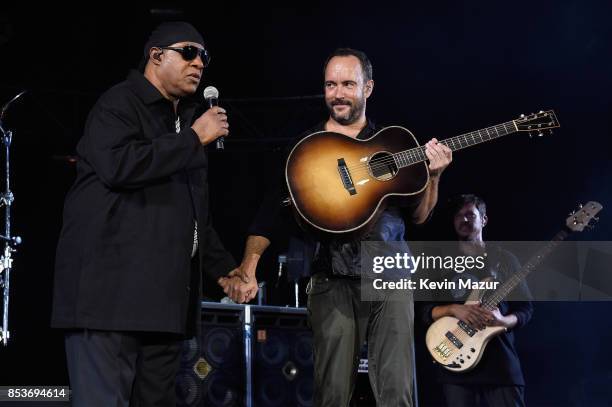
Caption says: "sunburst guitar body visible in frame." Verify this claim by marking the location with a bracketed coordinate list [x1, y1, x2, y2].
[286, 126, 428, 234]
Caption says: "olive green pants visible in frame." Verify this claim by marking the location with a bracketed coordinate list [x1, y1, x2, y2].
[307, 273, 414, 407]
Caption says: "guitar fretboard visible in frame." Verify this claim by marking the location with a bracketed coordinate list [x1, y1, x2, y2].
[481, 230, 569, 310]
[392, 121, 517, 169]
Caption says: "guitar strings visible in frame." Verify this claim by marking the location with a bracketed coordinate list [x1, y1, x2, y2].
[348, 122, 514, 172]
[481, 237, 564, 309]
[341, 122, 516, 176]
[353, 116, 554, 174]
[343, 135, 478, 179]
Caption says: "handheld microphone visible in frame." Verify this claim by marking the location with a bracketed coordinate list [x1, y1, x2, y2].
[203, 86, 223, 150]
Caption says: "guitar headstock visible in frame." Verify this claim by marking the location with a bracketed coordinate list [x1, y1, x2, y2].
[514, 110, 560, 137]
[566, 201, 603, 232]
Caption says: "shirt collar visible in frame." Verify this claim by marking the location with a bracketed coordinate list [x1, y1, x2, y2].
[315, 118, 377, 139]
[126, 70, 199, 121]
[356, 118, 377, 140]
[126, 70, 167, 105]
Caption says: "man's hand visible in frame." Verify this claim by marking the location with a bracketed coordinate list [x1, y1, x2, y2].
[486, 307, 518, 329]
[191, 106, 229, 146]
[217, 264, 259, 304]
[450, 303, 493, 330]
[411, 138, 451, 224]
[217, 274, 257, 304]
[424, 138, 452, 178]
[229, 267, 259, 302]
[217, 236, 268, 303]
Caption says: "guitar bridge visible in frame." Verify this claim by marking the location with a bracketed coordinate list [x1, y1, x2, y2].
[337, 158, 356, 195]
[433, 343, 453, 360]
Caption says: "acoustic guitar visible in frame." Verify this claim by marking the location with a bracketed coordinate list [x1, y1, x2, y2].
[285, 111, 559, 234]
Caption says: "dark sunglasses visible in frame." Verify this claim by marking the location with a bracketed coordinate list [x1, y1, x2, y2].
[160, 45, 211, 67]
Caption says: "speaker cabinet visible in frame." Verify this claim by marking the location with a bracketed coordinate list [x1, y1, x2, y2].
[177, 305, 245, 407]
[251, 308, 313, 407]
[176, 303, 313, 407]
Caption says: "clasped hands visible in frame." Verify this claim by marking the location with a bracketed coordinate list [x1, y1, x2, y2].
[217, 258, 259, 304]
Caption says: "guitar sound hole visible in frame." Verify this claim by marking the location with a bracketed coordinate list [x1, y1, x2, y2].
[369, 152, 398, 181]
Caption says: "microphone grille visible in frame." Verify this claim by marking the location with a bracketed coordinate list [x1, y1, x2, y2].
[203, 86, 219, 100]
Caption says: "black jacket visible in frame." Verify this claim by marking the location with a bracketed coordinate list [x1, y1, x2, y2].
[52, 71, 236, 334]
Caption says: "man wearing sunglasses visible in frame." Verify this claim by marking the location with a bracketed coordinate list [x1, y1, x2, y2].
[52, 21, 241, 406]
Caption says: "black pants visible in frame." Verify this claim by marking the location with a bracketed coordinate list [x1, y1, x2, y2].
[65, 329, 182, 407]
[443, 383, 525, 407]
[307, 273, 414, 407]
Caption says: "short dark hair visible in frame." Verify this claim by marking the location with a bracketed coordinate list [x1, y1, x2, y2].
[323, 48, 373, 82]
[448, 194, 487, 218]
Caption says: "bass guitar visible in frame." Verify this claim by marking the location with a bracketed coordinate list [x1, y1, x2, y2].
[425, 201, 602, 372]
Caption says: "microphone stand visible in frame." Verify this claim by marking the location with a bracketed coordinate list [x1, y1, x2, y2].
[0, 91, 25, 346]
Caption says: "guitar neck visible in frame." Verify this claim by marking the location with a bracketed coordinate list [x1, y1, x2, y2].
[394, 120, 518, 168]
[481, 230, 569, 310]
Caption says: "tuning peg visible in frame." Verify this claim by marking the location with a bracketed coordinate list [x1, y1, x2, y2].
[579, 204, 583, 209]
[537, 133, 544, 137]
[520, 114, 526, 118]
[594, 216, 600, 222]
[539, 110, 544, 113]
[569, 210, 576, 216]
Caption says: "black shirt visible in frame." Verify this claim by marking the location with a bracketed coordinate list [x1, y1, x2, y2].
[52, 70, 236, 335]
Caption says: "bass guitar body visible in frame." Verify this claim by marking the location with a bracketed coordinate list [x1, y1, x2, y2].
[426, 279, 506, 373]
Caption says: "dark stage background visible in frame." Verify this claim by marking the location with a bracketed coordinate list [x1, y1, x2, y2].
[1, 2, 611, 406]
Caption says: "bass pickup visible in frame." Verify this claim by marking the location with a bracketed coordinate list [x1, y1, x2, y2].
[458, 320, 476, 337]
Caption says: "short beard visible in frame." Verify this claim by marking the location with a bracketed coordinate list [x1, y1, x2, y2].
[327, 98, 365, 125]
